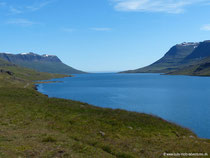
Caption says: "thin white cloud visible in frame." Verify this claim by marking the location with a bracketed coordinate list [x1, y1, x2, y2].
[90, 27, 112, 31]
[6, 18, 37, 26]
[9, 6, 22, 14]
[112, 0, 209, 13]
[26, 0, 55, 12]
[1, 0, 55, 15]
[201, 24, 210, 31]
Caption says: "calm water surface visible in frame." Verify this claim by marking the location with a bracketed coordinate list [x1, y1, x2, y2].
[37, 73, 210, 138]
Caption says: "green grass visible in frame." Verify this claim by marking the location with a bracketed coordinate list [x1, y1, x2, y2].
[168, 57, 210, 76]
[0, 59, 210, 157]
[0, 58, 68, 88]
[0, 87, 209, 158]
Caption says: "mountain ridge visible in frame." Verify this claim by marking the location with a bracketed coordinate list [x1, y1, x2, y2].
[0, 52, 85, 74]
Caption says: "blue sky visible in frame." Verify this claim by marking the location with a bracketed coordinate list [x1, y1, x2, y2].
[0, 0, 210, 72]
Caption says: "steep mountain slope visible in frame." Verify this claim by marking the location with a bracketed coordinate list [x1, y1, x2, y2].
[123, 42, 199, 73]
[0, 52, 85, 74]
[184, 40, 210, 61]
[0, 58, 15, 67]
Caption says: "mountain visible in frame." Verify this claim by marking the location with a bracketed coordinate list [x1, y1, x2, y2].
[0, 52, 85, 74]
[123, 42, 199, 73]
[122, 41, 210, 75]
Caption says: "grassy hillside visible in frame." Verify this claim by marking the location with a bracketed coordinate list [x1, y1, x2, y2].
[0, 58, 68, 88]
[168, 57, 210, 76]
[0, 59, 210, 157]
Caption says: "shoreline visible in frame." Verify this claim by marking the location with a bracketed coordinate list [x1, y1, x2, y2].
[34, 74, 210, 140]
[34, 76, 203, 139]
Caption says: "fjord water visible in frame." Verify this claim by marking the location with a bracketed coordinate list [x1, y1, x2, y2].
[37, 73, 210, 138]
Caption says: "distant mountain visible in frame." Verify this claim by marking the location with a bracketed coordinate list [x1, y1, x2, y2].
[0, 52, 85, 74]
[122, 41, 210, 75]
